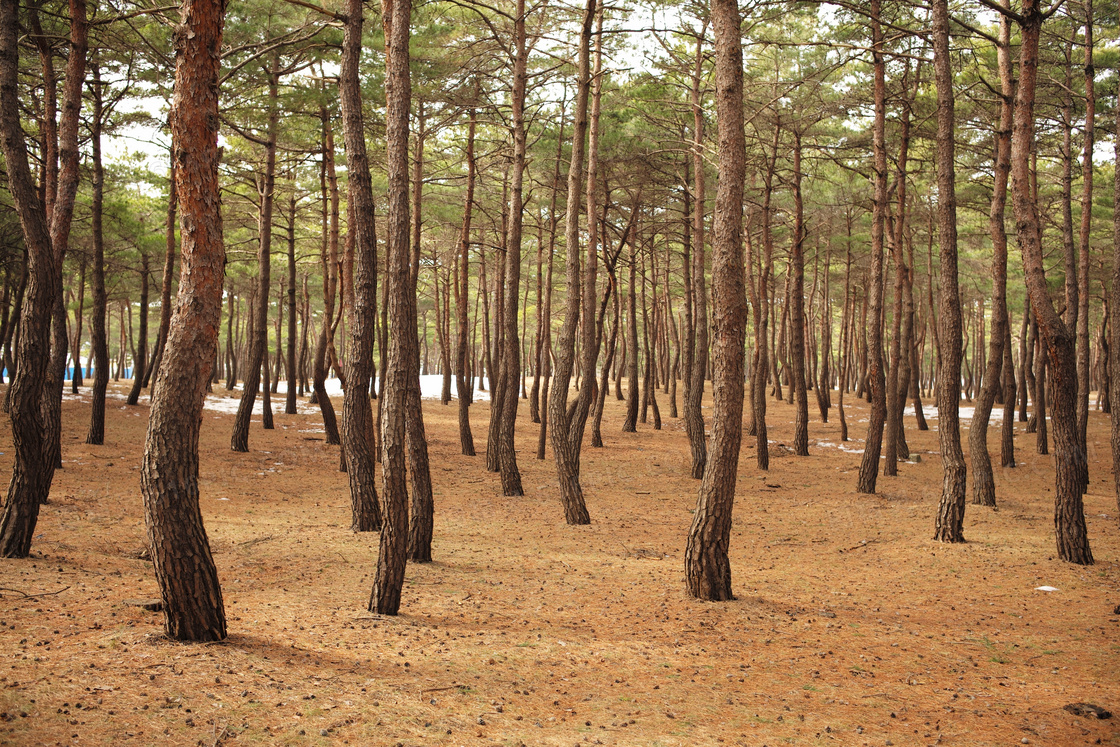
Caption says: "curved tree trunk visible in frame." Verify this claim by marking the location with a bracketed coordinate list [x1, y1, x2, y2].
[1009, 0, 1092, 564]
[0, 0, 86, 554]
[547, 0, 594, 526]
[139, 0, 227, 640]
[126, 252, 150, 406]
[312, 103, 341, 445]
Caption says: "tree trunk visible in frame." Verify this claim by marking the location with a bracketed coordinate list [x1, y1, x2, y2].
[86, 60, 108, 445]
[1009, 0, 1092, 564]
[1075, 3, 1093, 493]
[315, 113, 341, 443]
[340, 0, 381, 533]
[139, 0, 227, 640]
[372, 0, 412, 614]
[456, 106, 477, 456]
[789, 130, 808, 456]
[231, 52, 278, 452]
[547, 0, 594, 525]
[856, 0, 888, 495]
[685, 30, 708, 479]
[970, 4, 1013, 508]
[498, 0, 528, 496]
[126, 252, 150, 406]
[931, 0, 968, 542]
[685, 0, 745, 601]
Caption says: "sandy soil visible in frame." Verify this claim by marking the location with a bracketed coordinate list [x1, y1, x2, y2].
[0, 379, 1118, 746]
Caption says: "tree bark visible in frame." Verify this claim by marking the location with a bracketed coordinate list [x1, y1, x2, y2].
[856, 0, 888, 495]
[685, 31, 708, 479]
[313, 102, 341, 445]
[455, 106, 477, 456]
[339, 0, 381, 533]
[789, 130, 808, 456]
[931, 0, 968, 542]
[497, 0, 528, 496]
[685, 0, 745, 601]
[86, 60, 108, 445]
[546, 0, 594, 525]
[1009, 0, 1092, 564]
[970, 4, 1013, 508]
[139, 0, 227, 640]
[372, 0, 413, 613]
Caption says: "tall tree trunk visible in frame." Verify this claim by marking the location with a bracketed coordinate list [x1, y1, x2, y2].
[789, 130, 808, 456]
[1009, 0, 1092, 564]
[86, 60, 108, 445]
[685, 0, 745, 601]
[931, 0, 968, 542]
[148, 148, 178, 398]
[456, 106, 477, 456]
[685, 31, 708, 479]
[623, 241, 639, 430]
[312, 101, 341, 443]
[0, 0, 86, 553]
[498, 0, 528, 496]
[1075, 3, 1093, 493]
[139, 0, 227, 640]
[340, 0, 382, 533]
[856, 0, 888, 495]
[970, 4, 1013, 508]
[231, 52, 279, 452]
[40, 0, 89, 477]
[126, 252, 150, 406]
[547, 0, 594, 525]
[404, 112, 435, 563]
[372, 0, 413, 615]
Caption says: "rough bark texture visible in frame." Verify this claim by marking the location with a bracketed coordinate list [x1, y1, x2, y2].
[789, 131, 808, 456]
[856, 0, 888, 495]
[339, 0, 381, 533]
[970, 5, 1013, 508]
[546, 0, 594, 526]
[312, 108, 341, 445]
[685, 0, 744, 602]
[139, 0, 228, 640]
[1009, 0, 1092, 564]
[372, 0, 413, 614]
[498, 0, 527, 496]
[126, 253, 149, 406]
[931, 0, 968, 543]
[685, 33, 708, 479]
[1075, 4, 1093, 493]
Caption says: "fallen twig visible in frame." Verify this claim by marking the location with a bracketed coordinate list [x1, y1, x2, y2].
[0, 585, 70, 599]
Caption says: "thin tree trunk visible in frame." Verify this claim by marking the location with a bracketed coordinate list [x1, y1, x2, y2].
[970, 4, 1013, 508]
[456, 105, 477, 456]
[86, 60, 108, 445]
[231, 50, 278, 452]
[856, 0, 888, 495]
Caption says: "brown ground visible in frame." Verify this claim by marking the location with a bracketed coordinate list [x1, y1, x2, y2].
[0, 380, 1119, 746]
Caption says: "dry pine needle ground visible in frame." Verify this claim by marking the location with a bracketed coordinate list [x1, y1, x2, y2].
[0, 381, 1119, 746]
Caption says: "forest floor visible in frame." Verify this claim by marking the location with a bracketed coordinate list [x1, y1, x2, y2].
[0, 379, 1119, 746]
